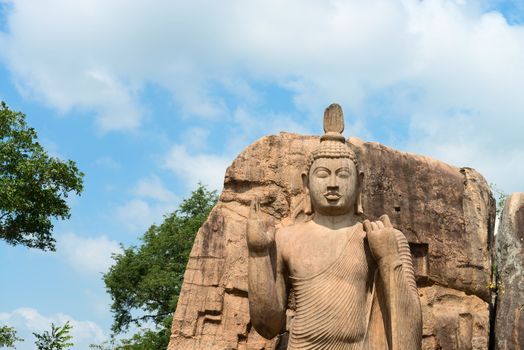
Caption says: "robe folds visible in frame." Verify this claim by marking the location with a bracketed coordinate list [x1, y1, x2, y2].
[286, 225, 420, 350]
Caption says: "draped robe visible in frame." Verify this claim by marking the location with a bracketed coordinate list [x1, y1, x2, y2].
[285, 224, 420, 350]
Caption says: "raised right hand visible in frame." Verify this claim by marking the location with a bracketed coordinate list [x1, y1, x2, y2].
[363, 214, 399, 262]
[246, 197, 275, 252]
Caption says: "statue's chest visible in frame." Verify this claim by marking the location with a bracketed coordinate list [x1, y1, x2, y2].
[287, 230, 375, 348]
[286, 229, 372, 280]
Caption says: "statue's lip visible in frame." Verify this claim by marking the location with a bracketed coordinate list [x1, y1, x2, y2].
[324, 193, 341, 200]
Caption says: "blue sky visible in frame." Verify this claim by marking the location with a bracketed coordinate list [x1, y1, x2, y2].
[0, 0, 523, 348]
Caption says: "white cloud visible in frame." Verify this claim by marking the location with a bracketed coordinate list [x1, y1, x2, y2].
[115, 199, 154, 231]
[133, 174, 177, 202]
[181, 127, 211, 151]
[0, 307, 106, 350]
[164, 144, 230, 191]
[114, 175, 178, 233]
[226, 106, 312, 153]
[0, 0, 523, 191]
[115, 198, 175, 233]
[84, 289, 112, 319]
[394, 2, 524, 192]
[95, 156, 121, 170]
[56, 232, 121, 275]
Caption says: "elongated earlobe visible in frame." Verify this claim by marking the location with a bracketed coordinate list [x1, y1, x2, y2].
[355, 193, 363, 215]
[304, 192, 313, 215]
[302, 172, 313, 215]
[355, 171, 364, 215]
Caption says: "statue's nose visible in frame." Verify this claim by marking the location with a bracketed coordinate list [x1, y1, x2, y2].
[327, 174, 339, 190]
[328, 174, 338, 188]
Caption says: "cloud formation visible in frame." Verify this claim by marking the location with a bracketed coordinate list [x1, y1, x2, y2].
[115, 198, 174, 233]
[0, 307, 106, 350]
[114, 174, 178, 232]
[133, 174, 177, 203]
[0, 0, 523, 191]
[164, 144, 230, 191]
[57, 233, 121, 275]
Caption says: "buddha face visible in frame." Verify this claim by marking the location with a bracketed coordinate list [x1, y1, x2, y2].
[305, 157, 360, 216]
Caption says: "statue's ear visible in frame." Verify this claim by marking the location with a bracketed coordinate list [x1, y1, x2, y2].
[355, 171, 364, 215]
[301, 172, 309, 189]
[358, 171, 364, 187]
[302, 172, 313, 215]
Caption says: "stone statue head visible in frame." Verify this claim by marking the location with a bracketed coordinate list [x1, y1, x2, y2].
[302, 103, 363, 216]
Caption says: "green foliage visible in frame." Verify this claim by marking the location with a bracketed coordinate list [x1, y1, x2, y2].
[90, 319, 172, 350]
[490, 183, 507, 219]
[116, 318, 172, 350]
[33, 321, 74, 350]
[89, 339, 117, 350]
[0, 325, 23, 348]
[89, 318, 171, 350]
[103, 184, 218, 348]
[0, 101, 84, 250]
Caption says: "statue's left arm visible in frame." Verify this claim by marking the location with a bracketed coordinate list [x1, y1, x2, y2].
[364, 215, 422, 350]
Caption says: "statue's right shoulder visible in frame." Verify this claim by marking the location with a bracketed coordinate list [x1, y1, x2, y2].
[276, 221, 310, 247]
[275, 221, 310, 263]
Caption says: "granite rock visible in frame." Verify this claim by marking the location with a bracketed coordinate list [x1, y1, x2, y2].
[167, 133, 495, 349]
[494, 192, 524, 349]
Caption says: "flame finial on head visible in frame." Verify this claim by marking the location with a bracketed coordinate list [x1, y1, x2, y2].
[321, 104, 346, 143]
[305, 103, 358, 173]
[323, 103, 344, 134]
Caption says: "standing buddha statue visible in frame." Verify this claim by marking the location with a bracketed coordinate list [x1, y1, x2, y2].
[246, 103, 422, 349]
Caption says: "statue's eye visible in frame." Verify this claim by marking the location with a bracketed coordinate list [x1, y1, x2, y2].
[338, 170, 350, 179]
[315, 169, 329, 178]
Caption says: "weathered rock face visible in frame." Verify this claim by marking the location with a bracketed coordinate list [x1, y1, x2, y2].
[420, 285, 489, 349]
[168, 133, 495, 350]
[494, 193, 524, 349]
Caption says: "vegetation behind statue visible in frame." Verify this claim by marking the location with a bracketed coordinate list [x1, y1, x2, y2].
[102, 185, 218, 349]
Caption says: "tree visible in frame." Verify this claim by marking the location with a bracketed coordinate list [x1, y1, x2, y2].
[103, 185, 218, 348]
[0, 325, 23, 348]
[0, 101, 84, 250]
[490, 183, 507, 219]
[114, 327, 170, 350]
[33, 321, 74, 350]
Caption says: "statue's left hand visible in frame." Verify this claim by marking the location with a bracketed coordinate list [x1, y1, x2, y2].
[363, 215, 399, 262]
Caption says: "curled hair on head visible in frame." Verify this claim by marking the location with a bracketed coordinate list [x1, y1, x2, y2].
[305, 140, 359, 175]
